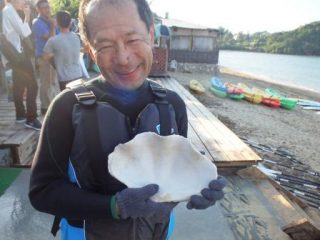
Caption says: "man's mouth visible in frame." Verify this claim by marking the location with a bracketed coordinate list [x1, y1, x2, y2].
[115, 64, 142, 80]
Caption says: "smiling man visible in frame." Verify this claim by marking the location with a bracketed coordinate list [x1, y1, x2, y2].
[29, 0, 226, 239]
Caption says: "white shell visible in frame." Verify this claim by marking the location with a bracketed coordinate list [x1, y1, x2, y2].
[108, 132, 218, 202]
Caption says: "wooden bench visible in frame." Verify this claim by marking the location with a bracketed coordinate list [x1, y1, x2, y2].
[0, 95, 39, 166]
[153, 77, 261, 169]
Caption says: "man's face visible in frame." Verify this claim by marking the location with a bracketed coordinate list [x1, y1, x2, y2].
[12, 0, 26, 11]
[37, 2, 51, 19]
[86, 0, 154, 90]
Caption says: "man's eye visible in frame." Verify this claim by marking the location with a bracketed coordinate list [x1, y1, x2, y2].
[127, 39, 140, 44]
[97, 46, 113, 53]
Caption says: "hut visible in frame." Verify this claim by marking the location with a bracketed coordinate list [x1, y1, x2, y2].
[153, 16, 220, 74]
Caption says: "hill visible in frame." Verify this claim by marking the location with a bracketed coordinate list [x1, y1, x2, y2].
[219, 21, 320, 55]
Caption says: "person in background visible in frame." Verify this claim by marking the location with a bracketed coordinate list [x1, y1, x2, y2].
[0, 0, 6, 93]
[32, 0, 57, 115]
[2, 0, 41, 130]
[42, 10, 82, 91]
[29, 0, 226, 239]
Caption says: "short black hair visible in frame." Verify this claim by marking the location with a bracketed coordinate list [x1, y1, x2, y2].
[56, 11, 71, 28]
[35, 0, 48, 8]
[79, 0, 153, 45]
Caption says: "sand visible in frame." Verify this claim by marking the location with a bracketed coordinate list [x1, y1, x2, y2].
[170, 69, 320, 172]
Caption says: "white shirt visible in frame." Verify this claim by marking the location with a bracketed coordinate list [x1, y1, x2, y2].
[2, 3, 31, 54]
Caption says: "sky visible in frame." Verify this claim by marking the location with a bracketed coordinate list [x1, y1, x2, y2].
[150, 0, 320, 34]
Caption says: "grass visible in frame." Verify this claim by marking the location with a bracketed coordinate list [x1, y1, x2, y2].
[0, 168, 22, 196]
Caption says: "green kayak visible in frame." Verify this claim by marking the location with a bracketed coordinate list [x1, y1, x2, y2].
[265, 88, 297, 110]
[228, 93, 244, 100]
[209, 87, 227, 98]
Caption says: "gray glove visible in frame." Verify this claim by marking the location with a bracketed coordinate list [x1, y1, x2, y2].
[116, 184, 176, 219]
[187, 176, 226, 210]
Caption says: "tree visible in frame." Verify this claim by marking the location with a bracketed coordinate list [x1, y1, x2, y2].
[219, 21, 320, 56]
[49, 0, 79, 18]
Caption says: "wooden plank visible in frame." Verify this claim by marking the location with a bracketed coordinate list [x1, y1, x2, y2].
[167, 78, 258, 159]
[158, 78, 234, 161]
[158, 77, 260, 163]
[282, 218, 320, 240]
[222, 175, 291, 239]
[158, 78, 252, 164]
[3, 129, 35, 146]
[221, 170, 320, 240]
[161, 78, 242, 161]
[187, 123, 214, 161]
[0, 93, 41, 166]
[16, 131, 39, 165]
[168, 77, 260, 161]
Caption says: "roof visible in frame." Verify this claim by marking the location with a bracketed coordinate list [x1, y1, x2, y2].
[160, 18, 219, 32]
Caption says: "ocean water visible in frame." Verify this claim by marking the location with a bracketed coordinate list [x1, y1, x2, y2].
[219, 50, 320, 93]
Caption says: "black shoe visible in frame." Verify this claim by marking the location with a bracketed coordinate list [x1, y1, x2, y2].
[16, 117, 26, 123]
[25, 119, 42, 131]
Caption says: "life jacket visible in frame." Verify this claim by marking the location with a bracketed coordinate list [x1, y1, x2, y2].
[52, 78, 178, 240]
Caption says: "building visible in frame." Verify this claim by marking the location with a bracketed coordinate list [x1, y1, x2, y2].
[150, 15, 220, 75]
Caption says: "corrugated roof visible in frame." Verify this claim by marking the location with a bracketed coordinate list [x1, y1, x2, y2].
[160, 18, 218, 31]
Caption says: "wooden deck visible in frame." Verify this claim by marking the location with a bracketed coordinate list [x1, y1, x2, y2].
[0, 94, 40, 166]
[154, 77, 261, 169]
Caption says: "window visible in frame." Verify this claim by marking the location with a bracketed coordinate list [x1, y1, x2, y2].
[171, 36, 191, 50]
[193, 37, 214, 51]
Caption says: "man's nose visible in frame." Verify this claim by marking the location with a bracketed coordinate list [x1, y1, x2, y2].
[114, 44, 130, 66]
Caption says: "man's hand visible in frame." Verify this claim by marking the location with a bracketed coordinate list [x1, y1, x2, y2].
[115, 184, 176, 219]
[23, 4, 31, 23]
[187, 176, 226, 210]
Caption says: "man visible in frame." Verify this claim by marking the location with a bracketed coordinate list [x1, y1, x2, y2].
[32, 0, 57, 115]
[2, 0, 41, 130]
[29, 0, 226, 239]
[42, 10, 82, 91]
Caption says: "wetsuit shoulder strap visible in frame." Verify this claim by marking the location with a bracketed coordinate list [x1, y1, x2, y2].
[148, 79, 172, 136]
[68, 78, 106, 188]
[66, 79, 97, 107]
[51, 78, 104, 237]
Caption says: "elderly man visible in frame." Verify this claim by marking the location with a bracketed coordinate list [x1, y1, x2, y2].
[29, 0, 226, 239]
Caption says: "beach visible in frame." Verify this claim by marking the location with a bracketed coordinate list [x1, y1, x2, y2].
[170, 69, 320, 173]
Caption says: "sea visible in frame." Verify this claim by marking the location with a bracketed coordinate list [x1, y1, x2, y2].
[219, 50, 320, 94]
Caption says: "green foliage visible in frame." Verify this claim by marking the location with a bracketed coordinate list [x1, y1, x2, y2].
[49, 0, 79, 18]
[219, 21, 320, 56]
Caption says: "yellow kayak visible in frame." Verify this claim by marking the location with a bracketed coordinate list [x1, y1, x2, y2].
[189, 80, 205, 94]
[251, 87, 281, 108]
[237, 83, 263, 104]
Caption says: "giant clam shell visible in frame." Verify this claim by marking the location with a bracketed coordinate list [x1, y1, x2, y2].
[108, 132, 217, 202]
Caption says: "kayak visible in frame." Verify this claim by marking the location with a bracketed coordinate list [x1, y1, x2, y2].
[209, 86, 227, 98]
[237, 83, 263, 104]
[279, 98, 297, 110]
[224, 82, 243, 95]
[224, 82, 244, 100]
[252, 87, 280, 108]
[210, 77, 227, 97]
[265, 88, 297, 110]
[189, 80, 205, 94]
[228, 93, 244, 100]
[210, 78, 244, 100]
[297, 99, 320, 107]
[210, 77, 227, 92]
[302, 106, 320, 111]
